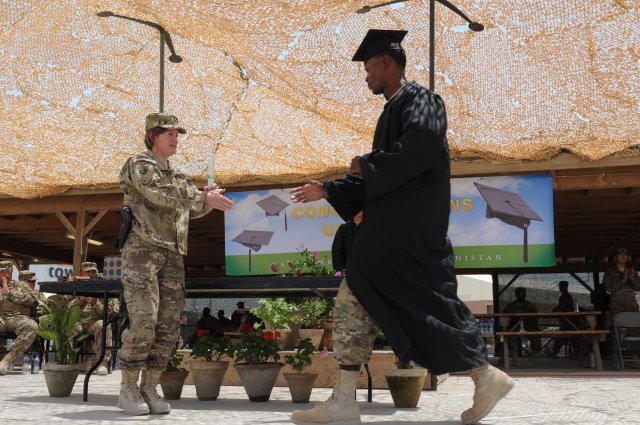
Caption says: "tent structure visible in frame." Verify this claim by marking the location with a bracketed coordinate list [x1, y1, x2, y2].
[1, 0, 639, 199]
[1, 1, 639, 281]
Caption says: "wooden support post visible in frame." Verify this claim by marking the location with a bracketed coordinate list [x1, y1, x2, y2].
[73, 210, 86, 276]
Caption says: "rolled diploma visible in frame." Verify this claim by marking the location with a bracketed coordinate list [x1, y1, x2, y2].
[208, 155, 215, 188]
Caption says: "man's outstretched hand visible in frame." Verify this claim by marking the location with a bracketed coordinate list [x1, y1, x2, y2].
[289, 181, 326, 203]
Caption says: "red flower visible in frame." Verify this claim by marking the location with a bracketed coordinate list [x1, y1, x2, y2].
[196, 329, 209, 338]
[312, 251, 318, 257]
[269, 262, 279, 273]
[263, 331, 274, 340]
[275, 331, 282, 339]
[249, 326, 255, 333]
[241, 324, 251, 332]
[297, 269, 303, 276]
[287, 260, 294, 268]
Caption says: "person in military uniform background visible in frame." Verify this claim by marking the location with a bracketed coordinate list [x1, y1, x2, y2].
[76, 262, 119, 376]
[117, 112, 233, 415]
[0, 261, 40, 375]
[502, 287, 541, 366]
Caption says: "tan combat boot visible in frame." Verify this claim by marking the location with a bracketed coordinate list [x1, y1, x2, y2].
[461, 364, 515, 424]
[118, 369, 150, 415]
[291, 369, 360, 424]
[0, 352, 16, 376]
[140, 369, 171, 414]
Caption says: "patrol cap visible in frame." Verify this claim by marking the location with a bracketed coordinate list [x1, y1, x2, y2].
[352, 29, 408, 62]
[0, 260, 13, 272]
[19, 270, 36, 281]
[145, 112, 186, 134]
[81, 261, 98, 272]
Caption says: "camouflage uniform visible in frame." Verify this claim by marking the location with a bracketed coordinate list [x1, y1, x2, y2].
[603, 267, 640, 324]
[0, 263, 41, 375]
[119, 149, 212, 372]
[78, 297, 120, 370]
[332, 279, 379, 365]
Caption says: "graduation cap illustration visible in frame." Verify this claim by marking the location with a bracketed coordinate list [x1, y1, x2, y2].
[231, 230, 274, 271]
[256, 195, 290, 231]
[474, 182, 543, 263]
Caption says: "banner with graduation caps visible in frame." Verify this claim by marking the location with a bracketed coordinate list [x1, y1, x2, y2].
[224, 175, 555, 275]
[224, 188, 343, 276]
[449, 174, 555, 269]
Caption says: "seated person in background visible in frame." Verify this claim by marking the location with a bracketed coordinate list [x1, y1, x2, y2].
[217, 309, 234, 331]
[545, 280, 580, 358]
[0, 261, 41, 375]
[196, 307, 222, 337]
[502, 287, 541, 365]
[331, 210, 362, 274]
[231, 301, 246, 327]
[77, 262, 120, 375]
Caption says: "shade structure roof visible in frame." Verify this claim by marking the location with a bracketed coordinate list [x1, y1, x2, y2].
[231, 230, 274, 252]
[256, 195, 289, 217]
[1, 0, 639, 199]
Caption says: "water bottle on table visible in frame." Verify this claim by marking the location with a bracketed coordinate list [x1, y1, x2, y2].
[32, 354, 40, 374]
[21, 354, 30, 375]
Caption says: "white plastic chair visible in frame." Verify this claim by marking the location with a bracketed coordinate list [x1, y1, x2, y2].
[613, 312, 640, 370]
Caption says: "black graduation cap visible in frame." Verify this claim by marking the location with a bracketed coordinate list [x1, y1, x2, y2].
[231, 230, 274, 271]
[256, 195, 290, 231]
[474, 182, 543, 263]
[352, 29, 408, 62]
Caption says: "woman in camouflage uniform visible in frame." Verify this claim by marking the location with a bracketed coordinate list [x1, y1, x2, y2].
[117, 112, 233, 415]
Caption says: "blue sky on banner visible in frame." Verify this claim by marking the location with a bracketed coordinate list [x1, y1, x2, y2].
[224, 189, 341, 256]
[449, 174, 554, 247]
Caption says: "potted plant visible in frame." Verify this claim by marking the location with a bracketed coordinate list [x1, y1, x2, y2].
[293, 298, 330, 350]
[252, 297, 299, 350]
[283, 337, 318, 403]
[232, 322, 283, 402]
[160, 347, 189, 400]
[189, 329, 234, 401]
[383, 356, 428, 408]
[35, 299, 89, 397]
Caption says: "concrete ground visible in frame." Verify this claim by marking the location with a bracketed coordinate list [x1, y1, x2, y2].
[0, 370, 639, 425]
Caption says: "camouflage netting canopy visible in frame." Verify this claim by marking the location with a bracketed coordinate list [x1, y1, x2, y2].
[1, 0, 639, 198]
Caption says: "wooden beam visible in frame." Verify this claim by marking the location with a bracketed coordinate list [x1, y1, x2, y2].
[55, 211, 76, 235]
[0, 238, 71, 263]
[73, 210, 85, 276]
[83, 210, 109, 238]
[554, 173, 640, 191]
[1, 194, 122, 215]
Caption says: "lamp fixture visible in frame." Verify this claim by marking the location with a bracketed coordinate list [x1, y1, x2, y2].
[66, 233, 104, 247]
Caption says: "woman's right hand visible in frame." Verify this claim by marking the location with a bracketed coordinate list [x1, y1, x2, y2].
[205, 188, 234, 211]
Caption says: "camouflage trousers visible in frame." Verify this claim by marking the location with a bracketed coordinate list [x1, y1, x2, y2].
[333, 279, 379, 366]
[0, 313, 38, 358]
[120, 232, 186, 371]
[73, 320, 112, 362]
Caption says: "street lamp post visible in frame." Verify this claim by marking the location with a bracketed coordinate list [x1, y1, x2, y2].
[96, 11, 183, 112]
[357, 0, 483, 91]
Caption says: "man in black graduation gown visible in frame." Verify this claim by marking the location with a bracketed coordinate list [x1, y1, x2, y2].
[289, 29, 514, 425]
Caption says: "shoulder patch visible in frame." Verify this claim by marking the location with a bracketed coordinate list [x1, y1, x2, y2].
[138, 165, 149, 175]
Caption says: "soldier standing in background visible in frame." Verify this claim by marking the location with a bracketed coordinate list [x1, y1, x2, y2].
[0, 261, 40, 375]
[77, 262, 119, 375]
[604, 247, 640, 324]
[117, 112, 233, 415]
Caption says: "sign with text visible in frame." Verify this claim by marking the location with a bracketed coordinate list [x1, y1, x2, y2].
[224, 175, 555, 275]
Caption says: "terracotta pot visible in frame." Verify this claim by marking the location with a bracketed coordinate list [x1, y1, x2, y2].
[234, 362, 283, 402]
[320, 321, 333, 351]
[190, 360, 229, 401]
[160, 370, 189, 400]
[284, 372, 318, 403]
[297, 328, 325, 350]
[384, 368, 428, 408]
[42, 363, 80, 397]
